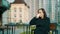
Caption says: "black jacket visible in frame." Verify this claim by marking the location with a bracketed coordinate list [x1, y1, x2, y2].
[30, 17, 50, 34]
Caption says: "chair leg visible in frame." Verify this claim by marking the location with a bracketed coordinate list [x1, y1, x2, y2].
[55, 30, 58, 34]
[50, 30, 53, 34]
[2, 30, 4, 34]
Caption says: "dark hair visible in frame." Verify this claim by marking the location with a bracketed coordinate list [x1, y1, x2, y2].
[37, 8, 47, 18]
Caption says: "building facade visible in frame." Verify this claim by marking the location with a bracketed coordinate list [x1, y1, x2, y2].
[9, 4, 29, 24]
[2, 0, 29, 24]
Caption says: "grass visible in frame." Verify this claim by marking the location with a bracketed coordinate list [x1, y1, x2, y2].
[20, 31, 53, 34]
[20, 31, 34, 34]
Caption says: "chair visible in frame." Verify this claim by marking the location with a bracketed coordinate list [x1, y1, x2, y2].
[30, 23, 58, 34]
[50, 23, 58, 34]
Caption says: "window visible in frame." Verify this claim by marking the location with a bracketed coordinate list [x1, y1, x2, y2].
[19, 20, 22, 23]
[57, 0, 60, 24]
[14, 19, 16, 22]
[20, 14, 22, 17]
[14, 8, 16, 12]
[19, 8, 22, 12]
[20, 15, 22, 17]
[14, 14, 16, 17]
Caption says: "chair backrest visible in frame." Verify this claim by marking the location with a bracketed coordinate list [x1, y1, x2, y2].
[50, 23, 57, 30]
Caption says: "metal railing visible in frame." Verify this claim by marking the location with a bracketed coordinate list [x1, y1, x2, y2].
[0, 23, 58, 34]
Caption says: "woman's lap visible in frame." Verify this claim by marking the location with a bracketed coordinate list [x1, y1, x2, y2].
[34, 30, 48, 34]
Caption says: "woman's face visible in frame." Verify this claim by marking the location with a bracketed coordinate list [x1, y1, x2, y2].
[38, 10, 44, 17]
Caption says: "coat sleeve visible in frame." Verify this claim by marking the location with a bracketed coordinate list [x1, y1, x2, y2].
[46, 18, 50, 32]
[29, 17, 37, 25]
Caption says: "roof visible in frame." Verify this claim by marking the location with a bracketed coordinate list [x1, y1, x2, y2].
[12, 0, 25, 4]
[11, 0, 29, 8]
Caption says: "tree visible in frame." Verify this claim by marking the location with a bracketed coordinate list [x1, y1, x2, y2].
[0, 0, 10, 26]
[2, 0, 10, 9]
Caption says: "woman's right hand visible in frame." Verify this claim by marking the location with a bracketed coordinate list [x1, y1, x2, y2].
[36, 14, 40, 18]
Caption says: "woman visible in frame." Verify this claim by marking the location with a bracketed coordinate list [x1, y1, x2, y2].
[29, 8, 50, 34]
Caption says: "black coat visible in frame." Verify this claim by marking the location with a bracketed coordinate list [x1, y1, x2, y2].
[30, 17, 50, 34]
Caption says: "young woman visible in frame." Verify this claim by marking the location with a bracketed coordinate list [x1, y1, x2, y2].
[30, 8, 50, 34]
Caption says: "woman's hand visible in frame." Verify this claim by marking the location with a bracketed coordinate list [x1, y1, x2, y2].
[30, 25, 36, 30]
[36, 14, 40, 18]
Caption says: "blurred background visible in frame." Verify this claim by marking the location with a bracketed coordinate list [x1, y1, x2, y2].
[0, 0, 60, 34]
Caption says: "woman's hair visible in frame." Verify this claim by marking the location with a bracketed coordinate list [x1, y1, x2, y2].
[37, 8, 47, 18]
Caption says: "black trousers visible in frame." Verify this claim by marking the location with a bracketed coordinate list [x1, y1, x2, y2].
[34, 29, 48, 34]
